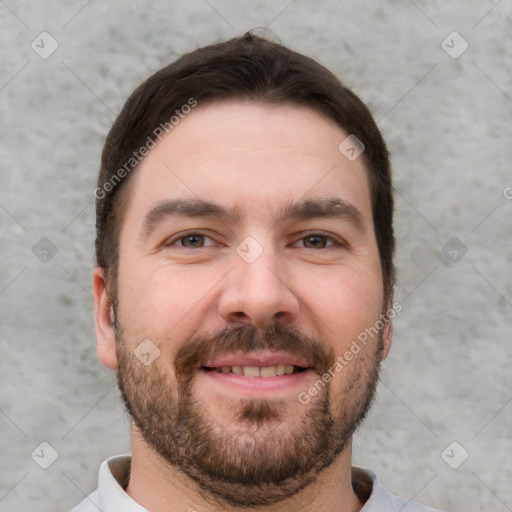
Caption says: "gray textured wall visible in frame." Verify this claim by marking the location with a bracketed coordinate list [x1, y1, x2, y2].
[1, 1, 511, 511]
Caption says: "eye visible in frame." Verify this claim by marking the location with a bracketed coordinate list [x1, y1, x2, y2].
[301, 235, 332, 248]
[166, 233, 217, 248]
[295, 234, 338, 249]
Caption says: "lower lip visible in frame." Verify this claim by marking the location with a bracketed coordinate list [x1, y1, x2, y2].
[196, 368, 315, 397]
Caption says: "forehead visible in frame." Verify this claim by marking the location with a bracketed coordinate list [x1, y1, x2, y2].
[120, 100, 373, 231]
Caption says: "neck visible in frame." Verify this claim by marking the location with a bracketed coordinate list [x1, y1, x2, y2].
[126, 429, 363, 512]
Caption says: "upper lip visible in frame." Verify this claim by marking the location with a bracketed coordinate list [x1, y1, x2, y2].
[201, 350, 312, 369]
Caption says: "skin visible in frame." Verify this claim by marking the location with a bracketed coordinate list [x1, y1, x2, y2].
[93, 101, 392, 512]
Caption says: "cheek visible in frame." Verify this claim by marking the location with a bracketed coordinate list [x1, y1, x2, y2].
[116, 258, 216, 348]
[297, 263, 384, 349]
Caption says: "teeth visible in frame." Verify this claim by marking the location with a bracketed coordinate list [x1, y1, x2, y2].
[276, 364, 286, 376]
[208, 364, 304, 377]
[243, 366, 260, 377]
[260, 365, 277, 377]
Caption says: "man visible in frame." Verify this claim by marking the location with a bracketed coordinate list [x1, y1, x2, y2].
[72, 32, 441, 511]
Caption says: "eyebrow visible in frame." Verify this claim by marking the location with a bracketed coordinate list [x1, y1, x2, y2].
[139, 199, 242, 240]
[275, 197, 366, 232]
[139, 197, 365, 241]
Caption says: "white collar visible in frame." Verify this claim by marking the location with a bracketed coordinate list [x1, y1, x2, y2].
[77, 455, 440, 512]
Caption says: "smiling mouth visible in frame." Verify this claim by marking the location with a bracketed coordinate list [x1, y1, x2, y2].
[201, 365, 309, 377]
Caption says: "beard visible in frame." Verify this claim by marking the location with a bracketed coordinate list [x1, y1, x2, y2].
[115, 321, 383, 508]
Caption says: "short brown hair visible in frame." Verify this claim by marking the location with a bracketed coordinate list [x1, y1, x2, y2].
[96, 32, 394, 303]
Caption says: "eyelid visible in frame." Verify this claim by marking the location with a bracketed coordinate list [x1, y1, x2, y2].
[163, 230, 220, 247]
[161, 230, 347, 249]
[292, 230, 348, 248]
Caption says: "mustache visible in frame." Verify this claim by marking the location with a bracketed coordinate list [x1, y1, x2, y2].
[174, 323, 336, 379]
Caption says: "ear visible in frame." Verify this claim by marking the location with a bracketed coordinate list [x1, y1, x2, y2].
[380, 319, 393, 361]
[93, 267, 118, 370]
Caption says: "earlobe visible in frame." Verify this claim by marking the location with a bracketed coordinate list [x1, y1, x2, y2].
[93, 267, 118, 370]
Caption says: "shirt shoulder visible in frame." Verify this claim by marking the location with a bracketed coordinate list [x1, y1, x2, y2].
[353, 467, 444, 512]
[68, 455, 148, 512]
[68, 489, 100, 512]
[384, 494, 444, 512]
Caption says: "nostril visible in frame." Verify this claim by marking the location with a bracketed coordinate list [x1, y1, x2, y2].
[230, 312, 250, 322]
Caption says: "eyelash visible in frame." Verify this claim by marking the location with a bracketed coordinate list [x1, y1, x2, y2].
[165, 231, 218, 248]
[164, 230, 346, 249]
[297, 230, 347, 249]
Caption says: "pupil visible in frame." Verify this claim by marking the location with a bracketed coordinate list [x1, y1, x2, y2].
[183, 235, 203, 247]
[305, 236, 325, 248]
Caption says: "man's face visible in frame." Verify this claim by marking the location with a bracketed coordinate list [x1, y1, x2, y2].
[97, 101, 391, 507]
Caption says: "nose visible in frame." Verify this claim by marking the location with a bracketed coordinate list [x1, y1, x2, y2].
[218, 241, 300, 329]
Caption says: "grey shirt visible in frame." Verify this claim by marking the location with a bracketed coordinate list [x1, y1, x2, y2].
[70, 455, 443, 512]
